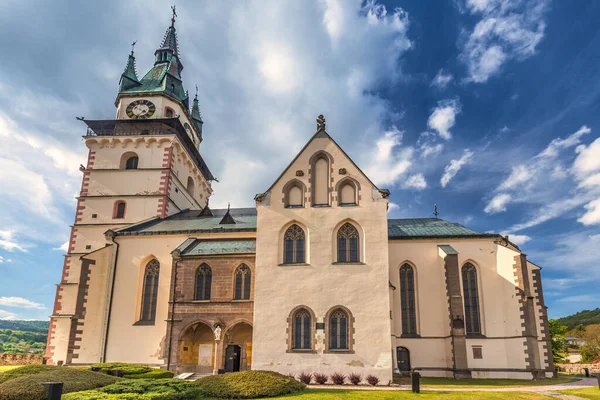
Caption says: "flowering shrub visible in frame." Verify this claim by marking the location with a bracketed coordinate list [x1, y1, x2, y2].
[313, 373, 328, 384]
[366, 374, 380, 386]
[348, 373, 362, 385]
[298, 372, 312, 384]
[330, 373, 345, 385]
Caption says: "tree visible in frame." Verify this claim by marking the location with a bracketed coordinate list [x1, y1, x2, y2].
[549, 319, 569, 363]
[580, 324, 600, 362]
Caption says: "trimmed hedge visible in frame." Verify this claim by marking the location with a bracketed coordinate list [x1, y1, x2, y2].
[0, 365, 56, 382]
[89, 363, 173, 379]
[197, 370, 305, 398]
[64, 379, 201, 400]
[0, 367, 121, 400]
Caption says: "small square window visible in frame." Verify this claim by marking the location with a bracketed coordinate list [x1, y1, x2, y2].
[91, 214, 97, 218]
[85, 245, 92, 250]
[472, 347, 483, 359]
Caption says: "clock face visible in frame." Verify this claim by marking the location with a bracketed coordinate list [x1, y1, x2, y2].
[126, 99, 156, 120]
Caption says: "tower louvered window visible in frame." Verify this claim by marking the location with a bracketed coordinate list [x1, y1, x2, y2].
[125, 156, 139, 170]
[329, 310, 349, 350]
[195, 264, 212, 301]
[293, 309, 312, 350]
[140, 260, 160, 322]
[337, 223, 359, 262]
[462, 263, 481, 335]
[234, 264, 251, 300]
[400, 264, 417, 335]
[284, 224, 305, 264]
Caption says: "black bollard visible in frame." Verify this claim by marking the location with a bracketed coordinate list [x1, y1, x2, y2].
[411, 371, 421, 393]
[595, 374, 600, 389]
[584, 368, 590, 378]
[42, 382, 63, 400]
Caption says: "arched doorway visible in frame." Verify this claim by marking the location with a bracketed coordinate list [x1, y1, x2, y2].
[223, 322, 253, 372]
[179, 322, 215, 374]
[397, 346, 411, 372]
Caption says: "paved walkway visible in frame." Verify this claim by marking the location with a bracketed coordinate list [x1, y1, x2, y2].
[307, 377, 598, 398]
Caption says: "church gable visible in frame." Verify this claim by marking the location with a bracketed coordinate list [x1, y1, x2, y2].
[256, 115, 388, 208]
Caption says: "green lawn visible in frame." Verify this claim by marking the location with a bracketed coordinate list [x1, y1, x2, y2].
[558, 387, 600, 400]
[393, 375, 579, 388]
[0, 365, 20, 373]
[276, 389, 553, 399]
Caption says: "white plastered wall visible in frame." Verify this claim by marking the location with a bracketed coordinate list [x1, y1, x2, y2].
[253, 134, 392, 382]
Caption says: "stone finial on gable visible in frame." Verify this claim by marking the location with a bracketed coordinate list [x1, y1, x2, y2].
[317, 114, 326, 131]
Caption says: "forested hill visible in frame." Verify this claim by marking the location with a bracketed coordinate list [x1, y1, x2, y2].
[557, 308, 600, 329]
[0, 320, 49, 333]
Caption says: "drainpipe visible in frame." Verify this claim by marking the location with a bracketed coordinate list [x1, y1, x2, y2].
[101, 230, 120, 363]
[167, 253, 182, 371]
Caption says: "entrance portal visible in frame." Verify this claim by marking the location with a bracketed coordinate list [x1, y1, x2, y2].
[179, 322, 214, 374]
[397, 346, 411, 372]
[225, 345, 241, 372]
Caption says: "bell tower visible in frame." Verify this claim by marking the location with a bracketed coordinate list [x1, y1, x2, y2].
[46, 8, 215, 365]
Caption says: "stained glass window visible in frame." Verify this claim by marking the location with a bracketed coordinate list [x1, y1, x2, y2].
[140, 260, 159, 322]
[283, 224, 305, 264]
[337, 223, 359, 262]
[329, 310, 349, 350]
[195, 264, 212, 300]
[462, 263, 481, 334]
[234, 264, 251, 300]
[293, 309, 312, 350]
[400, 264, 417, 335]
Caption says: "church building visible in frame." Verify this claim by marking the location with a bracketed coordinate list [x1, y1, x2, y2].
[46, 11, 554, 381]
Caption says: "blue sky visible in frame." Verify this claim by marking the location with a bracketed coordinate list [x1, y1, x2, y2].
[0, 0, 599, 320]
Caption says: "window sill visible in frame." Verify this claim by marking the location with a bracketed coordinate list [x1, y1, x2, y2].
[285, 205, 304, 209]
[287, 349, 317, 354]
[191, 300, 211, 303]
[400, 334, 421, 338]
[338, 203, 358, 207]
[324, 349, 355, 354]
[231, 299, 252, 303]
[311, 204, 330, 208]
[133, 320, 155, 326]
[466, 334, 486, 338]
[278, 263, 311, 267]
[331, 262, 366, 265]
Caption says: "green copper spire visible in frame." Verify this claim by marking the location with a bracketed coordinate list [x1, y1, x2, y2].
[119, 43, 140, 92]
[192, 91, 204, 143]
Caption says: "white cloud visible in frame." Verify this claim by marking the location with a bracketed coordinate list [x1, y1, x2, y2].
[403, 173, 427, 190]
[440, 150, 473, 187]
[388, 202, 400, 213]
[460, 0, 549, 83]
[538, 125, 591, 158]
[53, 241, 69, 253]
[0, 310, 18, 320]
[579, 199, 600, 226]
[365, 128, 414, 187]
[498, 165, 532, 191]
[573, 136, 600, 178]
[431, 69, 453, 89]
[0, 297, 46, 310]
[427, 99, 461, 140]
[0, 230, 27, 252]
[501, 232, 531, 245]
[420, 143, 444, 158]
[485, 193, 512, 214]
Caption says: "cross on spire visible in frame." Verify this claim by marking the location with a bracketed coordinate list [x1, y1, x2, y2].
[171, 5, 177, 26]
[433, 204, 439, 218]
[130, 40, 137, 55]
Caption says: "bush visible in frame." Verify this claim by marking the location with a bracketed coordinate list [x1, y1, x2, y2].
[197, 370, 305, 398]
[0, 365, 56, 382]
[125, 369, 175, 380]
[90, 362, 151, 376]
[330, 372, 345, 385]
[366, 374, 380, 386]
[348, 373, 362, 385]
[64, 379, 201, 400]
[313, 373, 328, 384]
[298, 372, 312, 384]
[0, 367, 120, 400]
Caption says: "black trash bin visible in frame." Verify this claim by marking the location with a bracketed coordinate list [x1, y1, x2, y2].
[583, 368, 590, 377]
[42, 382, 63, 400]
[411, 371, 421, 393]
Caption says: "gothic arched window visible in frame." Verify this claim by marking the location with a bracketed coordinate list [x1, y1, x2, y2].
[337, 223, 359, 262]
[125, 155, 139, 170]
[113, 201, 126, 219]
[339, 182, 357, 205]
[234, 264, 251, 300]
[195, 264, 212, 301]
[311, 153, 330, 206]
[284, 224, 305, 264]
[140, 260, 160, 322]
[399, 264, 417, 335]
[462, 263, 481, 335]
[293, 309, 312, 350]
[187, 176, 195, 197]
[329, 309, 349, 350]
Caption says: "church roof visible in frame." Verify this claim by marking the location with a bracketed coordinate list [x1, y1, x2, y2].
[173, 239, 256, 257]
[387, 218, 497, 240]
[115, 209, 502, 242]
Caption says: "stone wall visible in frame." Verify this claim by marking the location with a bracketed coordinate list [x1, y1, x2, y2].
[556, 363, 600, 373]
[0, 353, 45, 366]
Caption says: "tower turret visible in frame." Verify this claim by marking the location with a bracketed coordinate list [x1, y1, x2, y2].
[192, 92, 204, 143]
[119, 44, 140, 92]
